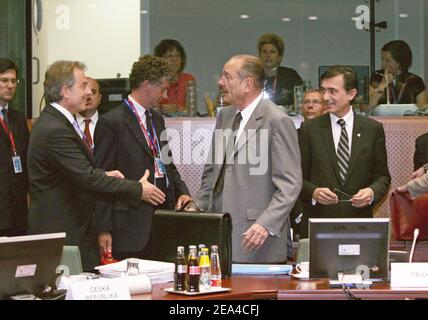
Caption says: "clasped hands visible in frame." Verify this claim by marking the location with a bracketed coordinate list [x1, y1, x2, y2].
[313, 187, 373, 208]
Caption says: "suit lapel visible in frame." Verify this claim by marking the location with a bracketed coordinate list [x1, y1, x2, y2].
[344, 115, 364, 185]
[45, 105, 96, 165]
[320, 115, 342, 183]
[233, 100, 264, 157]
[123, 104, 154, 158]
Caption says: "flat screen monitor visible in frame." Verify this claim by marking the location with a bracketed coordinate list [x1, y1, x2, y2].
[309, 218, 389, 281]
[371, 104, 418, 116]
[96, 78, 130, 115]
[319, 65, 369, 104]
[0, 232, 65, 299]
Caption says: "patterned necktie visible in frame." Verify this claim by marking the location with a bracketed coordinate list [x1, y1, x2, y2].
[337, 119, 350, 185]
[83, 119, 93, 148]
[145, 110, 154, 138]
[214, 112, 242, 195]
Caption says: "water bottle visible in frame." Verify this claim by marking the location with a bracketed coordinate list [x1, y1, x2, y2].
[293, 85, 304, 115]
[199, 248, 211, 289]
[186, 79, 197, 117]
[210, 245, 222, 287]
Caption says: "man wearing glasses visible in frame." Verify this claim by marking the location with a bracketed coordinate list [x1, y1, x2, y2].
[0, 57, 29, 237]
[301, 88, 327, 121]
[298, 66, 391, 238]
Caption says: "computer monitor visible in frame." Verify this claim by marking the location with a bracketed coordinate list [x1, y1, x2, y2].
[371, 104, 418, 116]
[319, 65, 369, 104]
[0, 233, 66, 299]
[309, 218, 389, 281]
[96, 78, 130, 115]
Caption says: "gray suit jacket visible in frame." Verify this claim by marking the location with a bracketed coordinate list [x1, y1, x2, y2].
[196, 98, 302, 263]
[406, 172, 428, 198]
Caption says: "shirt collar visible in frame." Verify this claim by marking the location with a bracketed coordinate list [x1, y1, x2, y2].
[329, 106, 354, 127]
[75, 111, 99, 125]
[239, 93, 263, 122]
[50, 102, 76, 125]
[128, 95, 147, 114]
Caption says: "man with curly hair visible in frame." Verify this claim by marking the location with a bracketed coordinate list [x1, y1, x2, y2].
[94, 55, 191, 260]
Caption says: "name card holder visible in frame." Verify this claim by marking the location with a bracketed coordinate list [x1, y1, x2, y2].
[65, 277, 131, 300]
[390, 263, 428, 289]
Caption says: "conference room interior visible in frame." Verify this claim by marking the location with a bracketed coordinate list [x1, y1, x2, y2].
[1, 0, 428, 301]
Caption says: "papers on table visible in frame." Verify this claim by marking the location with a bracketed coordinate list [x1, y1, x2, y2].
[95, 259, 175, 284]
[232, 264, 293, 275]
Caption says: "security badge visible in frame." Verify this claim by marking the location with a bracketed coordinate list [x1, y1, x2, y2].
[154, 157, 166, 179]
[12, 154, 23, 174]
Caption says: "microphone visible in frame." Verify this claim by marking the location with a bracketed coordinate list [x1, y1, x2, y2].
[409, 228, 419, 263]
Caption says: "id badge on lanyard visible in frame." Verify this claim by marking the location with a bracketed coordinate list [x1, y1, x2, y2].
[154, 157, 166, 179]
[12, 154, 23, 173]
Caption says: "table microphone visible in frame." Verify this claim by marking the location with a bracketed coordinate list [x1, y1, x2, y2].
[409, 228, 419, 263]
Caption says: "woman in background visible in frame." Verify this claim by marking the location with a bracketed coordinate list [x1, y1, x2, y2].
[154, 39, 196, 114]
[368, 40, 428, 111]
[257, 33, 302, 107]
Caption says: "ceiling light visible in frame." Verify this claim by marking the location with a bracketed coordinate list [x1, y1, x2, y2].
[240, 14, 250, 19]
[308, 16, 318, 21]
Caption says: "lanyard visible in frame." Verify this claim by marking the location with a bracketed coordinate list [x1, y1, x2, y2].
[0, 117, 17, 155]
[389, 76, 408, 104]
[124, 99, 161, 158]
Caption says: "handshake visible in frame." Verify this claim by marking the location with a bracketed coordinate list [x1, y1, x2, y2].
[106, 169, 192, 208]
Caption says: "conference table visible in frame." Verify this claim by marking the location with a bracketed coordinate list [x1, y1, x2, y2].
[133, 274, 428, 300]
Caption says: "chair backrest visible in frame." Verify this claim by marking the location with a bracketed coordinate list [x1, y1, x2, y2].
[59, 246, 83, 275]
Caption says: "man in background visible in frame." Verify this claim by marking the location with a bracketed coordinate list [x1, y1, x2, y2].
[301, 88, 327, 121]
[75, 77, 101, 150]
[0, 57, 29, 236]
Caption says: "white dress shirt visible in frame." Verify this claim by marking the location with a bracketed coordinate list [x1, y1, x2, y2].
[50, 102, 83, 138]
[75, 111, 99, 142]
[235, 92, 263, 143]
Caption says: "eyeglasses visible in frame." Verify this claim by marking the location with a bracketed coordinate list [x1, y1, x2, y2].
[0, 78, 20, 86]
[303, 99, 322, 105]
[333, 188, 352, 202]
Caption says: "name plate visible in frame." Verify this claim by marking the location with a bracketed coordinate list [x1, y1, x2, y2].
[390, 263, 428, 288]
[65, 277, 131, 300]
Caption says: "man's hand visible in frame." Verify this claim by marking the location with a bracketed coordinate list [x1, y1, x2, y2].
[411, 166, 425, 179]
[98, 232, 112, 257]
[175, 194, 192, 210]
[105, 170, 125, 179]
[313, 188, 338, 205]
[139, 169, 165, 205]
[396, 184, 409, 193]
[242, 223, 269, 251]
[351, 188, 373, 208]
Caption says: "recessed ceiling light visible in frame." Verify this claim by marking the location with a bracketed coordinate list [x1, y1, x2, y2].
[351, 17, 359, 21]
[308, 16, 318, 21]
[399, 13, 408, 18]
[141, 10, 148, 14]
[281, 17, 291, 22]
[240, 14, 250, 19]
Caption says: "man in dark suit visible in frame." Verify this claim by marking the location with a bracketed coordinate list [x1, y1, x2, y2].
[299, 66, 391, 238]
[94, 55, 191, 261]
[28, 60, 166, 270]
[0, 58, 29, 237]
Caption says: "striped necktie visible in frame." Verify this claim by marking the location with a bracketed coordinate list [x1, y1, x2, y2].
[337, 119, 350, 185]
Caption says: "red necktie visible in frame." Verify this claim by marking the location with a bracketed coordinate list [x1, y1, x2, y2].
[83, 119, 93, 149]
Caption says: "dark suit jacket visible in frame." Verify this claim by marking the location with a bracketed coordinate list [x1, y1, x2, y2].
[414, 132, 428, 170]
[93, 103, 189, 253]
[299, 113, 391, 238]
[28, 104, 142, 270]
[0, 106, 29, 234]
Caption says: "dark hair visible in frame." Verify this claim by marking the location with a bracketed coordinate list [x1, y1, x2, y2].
[154, 39, 187, 73]
[0, 57, 19, 76]
[382, 40, 413, 71]
[257, 33, 285, 57]
[129, 55, 172, 90]
[233, 55, 265, 90]
[321, 65, 357, 92]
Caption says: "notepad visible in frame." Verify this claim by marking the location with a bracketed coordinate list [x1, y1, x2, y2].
[232, 264, 292, 275]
